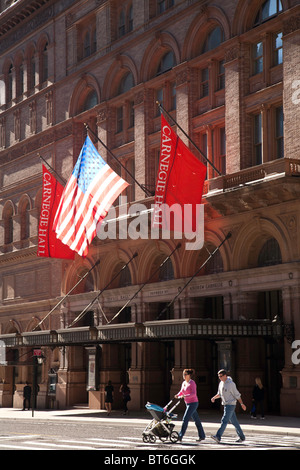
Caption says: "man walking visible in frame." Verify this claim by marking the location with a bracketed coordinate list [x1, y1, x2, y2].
[211, 369, 246, 443]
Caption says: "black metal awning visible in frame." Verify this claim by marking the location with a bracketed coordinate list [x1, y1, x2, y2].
[0, 318, 291, 348]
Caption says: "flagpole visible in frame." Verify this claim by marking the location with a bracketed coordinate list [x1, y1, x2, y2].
[84, 123, 153, 198]
[33, 260, 100, 331]
[156, 102, 222, 176]
[156, 233, 231, 320]
[68, 252, 138, 328]
[38, 153, 67, 186]
[107, 243, 181, 325]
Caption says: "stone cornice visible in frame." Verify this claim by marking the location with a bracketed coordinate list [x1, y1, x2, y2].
[0, 0, 77, 54]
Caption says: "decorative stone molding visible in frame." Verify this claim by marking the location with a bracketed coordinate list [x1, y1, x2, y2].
[283, 15, 300, 36]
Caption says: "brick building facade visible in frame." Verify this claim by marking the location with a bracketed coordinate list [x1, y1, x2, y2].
[0, 0, 299, 416]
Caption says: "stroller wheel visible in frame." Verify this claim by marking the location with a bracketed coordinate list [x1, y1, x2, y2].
[142, 434, 149, 443]
[149, 434, 156, 443]
[170, 431, 179, 443]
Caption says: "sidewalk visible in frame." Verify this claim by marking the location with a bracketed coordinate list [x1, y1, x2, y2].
[0, 406, 299, 437]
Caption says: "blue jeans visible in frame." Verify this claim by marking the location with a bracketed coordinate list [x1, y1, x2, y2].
[179, 401, 205, 439]
[216, 405, 245, 441]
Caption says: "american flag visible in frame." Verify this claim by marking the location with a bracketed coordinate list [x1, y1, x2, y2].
[53, 136, 129, 257]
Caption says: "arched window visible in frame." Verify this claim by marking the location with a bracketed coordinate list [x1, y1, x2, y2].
[205, 249, 224, 274]
[159, 258, 174, 281]
[30, 54, 36, 90]
[258, 238, 282, 266]
[7, 64, 13, 103]
[202, 26, 224, 54]
[42, 42, 48, 83]
[18, 62, 24, 97]
[119, 265, 132, 287]
[118, 72, 134, 94]
[254, 0, 283, 26]
[83, 89, 98, 111]
[3, 204, 13, 245]
[20, 200, 30, 240]
[84, 271, 95, 292]
[157, 50, 175, 75]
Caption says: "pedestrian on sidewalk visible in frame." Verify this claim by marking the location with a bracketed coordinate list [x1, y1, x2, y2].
[22, 382, 31, 411]
[105, 380, 114, 415]
[251, 377, 265, 419]
[211, 369, 247, 443]
[119, 383, 131, 415]
[175, 368, 206, 443]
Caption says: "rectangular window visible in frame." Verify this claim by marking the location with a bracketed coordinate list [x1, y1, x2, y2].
[157, 0, 166, 13]
[170, 82, 176, 110]
[31, 57, 36, 89]
[157, 0, 174, 14]
[218, 60, 225, 90]
[155, 88, 163, 116]
[200, 133, 208, 178]
[273, 32, 283, 66]
[200, 68, 209, 98]
[220, 127, 226, 174]
[116, 106, 123, 133]
[275, 106, 284, 158]
[19, 65, 24, 97]
[253, 42, 263, 74]
[42, 46, 48, 83]
[254, 113, 262, 165]
[7, 66, 13, 103]
[129, 101, 134, 128]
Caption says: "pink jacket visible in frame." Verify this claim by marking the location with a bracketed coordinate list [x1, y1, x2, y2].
[177, 379, 198, 404]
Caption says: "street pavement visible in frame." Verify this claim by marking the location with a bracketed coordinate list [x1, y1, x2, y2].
[0, 406, 299, 452]
[0, 405, 299, 437]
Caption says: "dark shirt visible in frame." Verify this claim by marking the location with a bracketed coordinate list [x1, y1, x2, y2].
[105, 385, 114, 402]
[23, 385, 31, 398]
[252, 385, 264, 401]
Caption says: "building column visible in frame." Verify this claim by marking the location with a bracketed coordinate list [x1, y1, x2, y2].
[224, 41, 243, 172]
[174, 66, 190, 143]
[97, 106, 109, 162]
[283, 16, 300, 160]
[134, 86, 146, 200]
[280, 285, 300, 416]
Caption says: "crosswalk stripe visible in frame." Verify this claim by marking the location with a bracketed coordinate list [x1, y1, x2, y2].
[0, 443, 50, 450]
[0, 432, 298, 450]
[0, 435, 39, 440]
[24, 441, 97, 450]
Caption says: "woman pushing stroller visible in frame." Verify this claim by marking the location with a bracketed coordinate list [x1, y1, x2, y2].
[175, 368, 205, 443]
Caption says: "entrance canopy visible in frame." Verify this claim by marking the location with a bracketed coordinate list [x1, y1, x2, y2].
[0, 317, 288, 348]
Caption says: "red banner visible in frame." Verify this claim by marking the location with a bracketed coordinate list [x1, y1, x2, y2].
[37, 166, 75, 259]
[153, 115, 206, 232]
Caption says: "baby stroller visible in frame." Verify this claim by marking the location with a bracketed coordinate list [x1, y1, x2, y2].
[142, 399, 181, 443]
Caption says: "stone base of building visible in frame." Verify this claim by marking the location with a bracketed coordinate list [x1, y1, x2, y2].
[280, 368, 300, 417]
